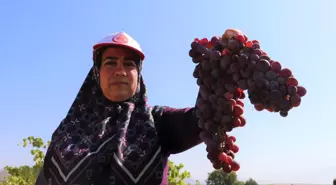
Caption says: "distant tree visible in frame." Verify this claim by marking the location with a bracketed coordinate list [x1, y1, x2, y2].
[206, 170, 243, 185]
[234, 181, 244, 185]
[168, 160, 191, 185]
[244, 178, 258, 185]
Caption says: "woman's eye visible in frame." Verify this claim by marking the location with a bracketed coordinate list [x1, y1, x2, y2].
[125, 60, 136, 66]
[105, 61, 117, 66]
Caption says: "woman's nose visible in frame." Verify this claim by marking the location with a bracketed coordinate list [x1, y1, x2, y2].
[114, 63, 127, 76]
[115, 70, 127, 76]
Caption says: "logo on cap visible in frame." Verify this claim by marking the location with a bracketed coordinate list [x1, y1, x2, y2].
[112, 33, 128, 44]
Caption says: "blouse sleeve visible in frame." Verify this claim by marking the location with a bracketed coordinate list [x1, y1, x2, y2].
[153, 106, 203, 154]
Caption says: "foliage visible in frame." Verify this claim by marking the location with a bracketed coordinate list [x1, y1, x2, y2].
[244, 178, 258, 185]
[0, 136, 49, 185]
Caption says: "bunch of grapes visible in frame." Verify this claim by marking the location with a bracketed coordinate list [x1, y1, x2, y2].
[189, 29, 307, 173]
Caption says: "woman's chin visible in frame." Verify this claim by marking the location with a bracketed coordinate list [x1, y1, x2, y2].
[105, 93, 132, 102]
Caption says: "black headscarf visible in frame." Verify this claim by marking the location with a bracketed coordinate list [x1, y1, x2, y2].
[42, 47, 167, 185]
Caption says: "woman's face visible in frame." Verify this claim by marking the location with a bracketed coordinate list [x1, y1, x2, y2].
[99, 47, 139, 102]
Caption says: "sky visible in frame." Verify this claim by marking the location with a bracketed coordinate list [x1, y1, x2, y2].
[0, 0, 335, 184]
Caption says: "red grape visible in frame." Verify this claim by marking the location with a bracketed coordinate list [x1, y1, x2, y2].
[271, 61, 282, 72]
[238, 116, 246, 127]
[297, 86, 307, 97]
[229, 135, 236, 142]
[236, 100, 244, 107]
[226, 155, 233, 165]
[233, 105, 244, 117]
[231, 144, 239, 153]
[232, 117, 241, 127]
[254, 104, 264, 111]
[218, 152, 228, 162]
[230, 160, 240, 171]
[280, 68, 292, 78]
[200, 38, 209, 45]
[211, 36, 220, 46]
[252, 40, 259, 44]
[246, 41, 253, 48]
[287, 77, 298, 86]
[235, 35, 245, 43]
[222, 48, 230, 55]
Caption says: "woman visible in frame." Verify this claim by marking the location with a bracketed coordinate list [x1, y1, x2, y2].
[35, 32, 203, 185]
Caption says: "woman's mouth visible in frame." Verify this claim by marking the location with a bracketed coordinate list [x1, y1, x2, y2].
[110, 81, 128, 85]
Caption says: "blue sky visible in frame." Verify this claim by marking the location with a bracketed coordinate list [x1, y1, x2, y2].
[0, 0, 335, 184]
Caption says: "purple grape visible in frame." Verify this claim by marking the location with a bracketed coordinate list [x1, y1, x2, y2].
[249, 53, 260, 62]
[277, 77, 286, 85]
[220, 56, 231, 70]
[211, 69, 220, 78]
[238, 54, 248, 64]
[237, 80, 248, 90]
[211, 50, 222, 60]
[232, 54, 239, 62]
[252, 43, 260, 49]
[228, 40, 239, 51]
[253, 71, 264, 81]
[191, 41, 199, 49]
[240, 68, 251, 78]
[253, 49, 263, 56]
[233, 73, 240, 82]
[210, 60, 220, 69]
[197, 44, 208, 54]
[201, 60, 212, 72]
[230, 63, 240, 73]
[265, 71, 277, 81]
[280, 111, 288, 117]
[288, 86, 297, 96]
[256, 59, 271, 72]
[260, 55, 271, 61]
[269, 80, 279, 90]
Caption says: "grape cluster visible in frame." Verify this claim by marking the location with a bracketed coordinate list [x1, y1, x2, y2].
[189, 29, 307, 173]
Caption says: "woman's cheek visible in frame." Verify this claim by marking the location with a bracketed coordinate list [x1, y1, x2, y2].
[129, 69, 138, 89]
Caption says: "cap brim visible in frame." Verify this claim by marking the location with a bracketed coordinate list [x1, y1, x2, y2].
[93, 43, 145, 61]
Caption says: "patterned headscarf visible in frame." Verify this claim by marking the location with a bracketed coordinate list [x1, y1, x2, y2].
[42, 47, 166, 185]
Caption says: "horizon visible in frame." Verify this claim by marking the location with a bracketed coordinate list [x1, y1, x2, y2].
[1, 0, 335, 184]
